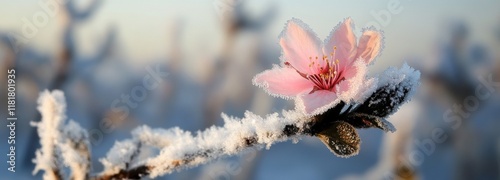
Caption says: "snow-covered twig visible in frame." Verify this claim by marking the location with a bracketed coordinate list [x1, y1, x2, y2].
[95, 110, 312, 179]
[31, 90, 66, 180]
[32, 90, 91, 180]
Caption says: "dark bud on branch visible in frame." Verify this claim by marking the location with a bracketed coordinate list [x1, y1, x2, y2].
[355, 64, 420, 118]
[316, 121, 361, 158]
[313, 64, 420, 157]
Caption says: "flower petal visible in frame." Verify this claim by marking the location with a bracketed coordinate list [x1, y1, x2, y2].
[355, 29, 383, 64]
[323, 18, 357, 72]
[336, 60, 372, 103]
[279, 18, 323, 74]
[353, 77, 378, 103]
[253, 66, 314, 98]
[297, 90, 339, 115]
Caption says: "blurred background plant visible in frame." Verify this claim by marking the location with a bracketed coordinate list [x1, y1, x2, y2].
[0, 0, 499, 179]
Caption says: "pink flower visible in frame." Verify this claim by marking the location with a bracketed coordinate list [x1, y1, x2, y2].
[253, 18, 383, 115]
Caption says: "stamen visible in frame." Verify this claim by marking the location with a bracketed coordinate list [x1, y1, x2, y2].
[303, 46, 343, 90]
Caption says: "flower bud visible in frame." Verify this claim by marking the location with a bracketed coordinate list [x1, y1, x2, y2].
[316, 121, 360, 158]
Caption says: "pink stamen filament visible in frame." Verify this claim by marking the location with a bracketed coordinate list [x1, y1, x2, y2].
[285, 46, 342, 91]
[305, 46, 340, 91]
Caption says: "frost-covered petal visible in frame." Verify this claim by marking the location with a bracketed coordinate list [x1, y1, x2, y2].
[279, 18, 323, 74]
[297, 90, 339, 115]
[323, 18, 357, 72]
[336, 60, 371, 103]
[355, 29, 383, 64]
[352, 77, 378, 103]
[253, 66, 314, 98]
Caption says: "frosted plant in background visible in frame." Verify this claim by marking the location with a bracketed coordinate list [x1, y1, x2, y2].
[32, 90, 91, 180]
[32, 18, 420, 180]
[31, 90, 66, 180]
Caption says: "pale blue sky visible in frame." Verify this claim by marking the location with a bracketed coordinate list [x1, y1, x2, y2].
[1, 0, 499, 71]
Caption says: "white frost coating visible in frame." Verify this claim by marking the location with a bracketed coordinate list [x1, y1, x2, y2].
[132, 125, 193, 148]
[294, 95, 341, 117]
[146, 110, 307, 178]
[354, 77, 378, 103]
[337, 60, 378, 104]
[360, 26, 386, 66]
[31, 90, 67, 179]
[378, 63, 420, 90]
[99, 139, 140, 175]
[61, 120, 89, 143]
[32, 90, 92, 180]
[59, 120, 90, 180]
[371, 63, 420, 115]
[58, 143, 86, 180]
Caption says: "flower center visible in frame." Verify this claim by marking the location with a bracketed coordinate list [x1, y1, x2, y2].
[306, 46, 341, 91]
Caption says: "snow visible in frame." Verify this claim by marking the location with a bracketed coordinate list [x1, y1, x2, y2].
[32, 90, 91, 180]
[377, 63, 420, 102]
[365, 63, 421, 117]
[131, 125, 193, 148]
[99, 139, 140, 175]
[60, 120, 91, 180]
[337, 60, 379, 104]
[96, 111, 306, 178]
[31, 90, 67, 179]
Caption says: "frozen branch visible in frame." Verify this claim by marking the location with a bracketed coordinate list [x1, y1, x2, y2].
[95, 110, 312, 179]
[94, 64, 420, 179]
[32, 90, 91, 180]
[33, 64, 419, 179]
[31, 90, 66, 180]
